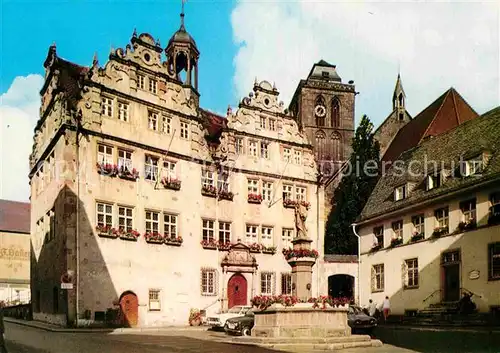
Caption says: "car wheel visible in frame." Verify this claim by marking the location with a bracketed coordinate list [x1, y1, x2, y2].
[242, 327, 251, 336]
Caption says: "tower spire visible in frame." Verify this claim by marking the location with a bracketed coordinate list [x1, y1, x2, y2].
[180, 0, 186, 30]
[393, 73, 406, 111]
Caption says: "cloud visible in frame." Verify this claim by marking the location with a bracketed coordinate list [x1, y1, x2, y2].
[0, 74, 44, 202]
[231, 0, 499, 126]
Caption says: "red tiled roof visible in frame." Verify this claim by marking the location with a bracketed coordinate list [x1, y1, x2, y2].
[0, 200, 30, 234]
[200, 109, 227, 142]
[382, 88, 479, 162]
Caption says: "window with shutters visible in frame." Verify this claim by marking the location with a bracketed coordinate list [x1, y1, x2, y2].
[371, 264, 384, 292]
[489, 242, 500, 281]
[96, 202, 113, 228]
[260, 272, 274, 295]
[118, 206, 133, 232]
[281, 273, 292, 295]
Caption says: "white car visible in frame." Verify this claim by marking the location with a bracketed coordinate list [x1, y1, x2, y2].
[206, 305, 252, 329]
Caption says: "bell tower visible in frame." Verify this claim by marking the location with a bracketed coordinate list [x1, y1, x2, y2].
[165, 2, 199, 91]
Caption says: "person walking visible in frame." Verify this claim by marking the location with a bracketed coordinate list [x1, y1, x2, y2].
[382, 296, 391, 322]
[367, 299, 377, 317]
[0, 301, 7, 353]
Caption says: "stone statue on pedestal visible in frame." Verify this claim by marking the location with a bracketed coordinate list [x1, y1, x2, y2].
[294, 203, 308, 239]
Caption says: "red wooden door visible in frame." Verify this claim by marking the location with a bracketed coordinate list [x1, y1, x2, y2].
[120, 292, 138, 327]
[228, 273, 247, 309]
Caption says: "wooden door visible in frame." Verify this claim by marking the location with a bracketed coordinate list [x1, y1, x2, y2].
[443, 264, 460, 302]
[120, 292, 138, 327]
[228, 273, 247, 309]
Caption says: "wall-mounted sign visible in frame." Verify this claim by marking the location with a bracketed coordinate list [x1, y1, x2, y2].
[61, 283, 73, 290]
[0, 247, 29, 261]
[469, 270, 480, 280]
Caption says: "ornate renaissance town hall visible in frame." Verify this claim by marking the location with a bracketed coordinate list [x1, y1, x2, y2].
[29, 10, 358, 327]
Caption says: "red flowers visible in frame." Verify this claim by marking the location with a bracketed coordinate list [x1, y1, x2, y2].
[96, 163, 118, 176]
[308, 296, 351, 309]
[251, 295, 350, 310]
[162, 177, 181, 190]
[282, 248, 319, 260]
[283, 199, 311, 209]
[248, 193, 263, 203]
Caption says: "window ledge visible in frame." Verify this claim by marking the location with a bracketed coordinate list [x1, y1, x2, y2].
[403, 286, 419, 291]
[371, 289, 384, 293]
[487, 277, 500, 282]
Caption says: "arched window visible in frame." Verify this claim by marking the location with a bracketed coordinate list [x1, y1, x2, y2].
[331, 97, 340, 127]
[315, 96, 326, 126]
[331, 133, 342, 161]
[398, 93, 404, 108]
[315, 131, 326, 160]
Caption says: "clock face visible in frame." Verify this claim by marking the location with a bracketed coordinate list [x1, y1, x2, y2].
[315, 104, 326, 117]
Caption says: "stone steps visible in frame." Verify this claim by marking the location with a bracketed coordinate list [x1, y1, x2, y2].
[237, 334, 372, 344]
[260, 339, 383, 352]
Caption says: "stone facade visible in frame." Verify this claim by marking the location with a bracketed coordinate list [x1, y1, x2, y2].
[28, 21, 358, 327]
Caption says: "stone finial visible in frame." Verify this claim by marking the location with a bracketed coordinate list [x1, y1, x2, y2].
[254, 77, 258, 85]
[156, 38, 161, 47]
[227, 105, 232, 116]
[92, 52, 98, 67]
[110, 45, 115, 54]
[132, 28, 138, 38]
[273, 81, 277, 90]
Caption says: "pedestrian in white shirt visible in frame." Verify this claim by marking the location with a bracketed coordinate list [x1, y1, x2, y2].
[382, 296, 390, 322]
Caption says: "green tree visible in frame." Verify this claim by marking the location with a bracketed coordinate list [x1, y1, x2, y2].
[324, 115, 380, 254]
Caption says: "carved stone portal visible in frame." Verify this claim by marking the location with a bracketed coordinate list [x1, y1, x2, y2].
[221, 241, 258, 273]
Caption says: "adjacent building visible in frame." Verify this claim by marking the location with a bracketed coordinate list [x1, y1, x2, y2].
[356, 105, 500, 315]
[29, 13, 357, 327]
[0, 200, 31, 305]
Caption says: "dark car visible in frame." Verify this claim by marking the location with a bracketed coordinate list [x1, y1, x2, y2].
[348, 305, 377, 332]
[224, 309, 254, 336]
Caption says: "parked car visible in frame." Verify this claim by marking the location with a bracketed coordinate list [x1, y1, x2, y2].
[224, 309, 255, 336]
[348, 305, 377, 332]
[206, 305, 252, 330]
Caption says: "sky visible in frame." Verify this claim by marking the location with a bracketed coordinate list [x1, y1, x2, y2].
[1, 0, 499, 202]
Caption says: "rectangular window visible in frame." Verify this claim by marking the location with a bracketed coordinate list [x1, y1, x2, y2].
[394, 185, 407, 201]
[260, 142, 269, 159]
[218, 221, 231, 244]
[463, 158, 482, 176]
[249, 141, 258, 157]
[96, 202, 113, 228]
[392, 220, 403, 239]
[374, 226, 384, 247]
[435, 207, 449, 230]
[245, 224, 258, 244]
[164, 214, 178, 237]
[427, 173, 441, 190]
[201, 169, 215, 188]
[269, 119, 276, 131]
[281, 273, 292, 295]
[283, 148, 291, 162]
[117, 149, 132, 171]
[201, 269, 217, 296]
[405, 258, 419, 288]
[149, 79, 157, 94]
[488, 242, 500, 280]
[137, 75, 145, 90]
[217, 171, 230, 192]
[262, 181, 273, 203]
[412, 214, 425, 236]
[261, 226, 273, 246]
[372, 264, 384, 292]
[47, 152, 55, 183]
[295, 186, 306, 202]
[282, 184, 293, 201]
[37, 165, 44, 193]
[148, 111, 158, 131]
[247, 179, 259, 195]
[162, 116, 171, 134]
[180, 121, 190, 140]
[202, 219, 215, 242]
[101, 97, 113, 117]
[282, 228, 294, 249]
[145, 155, 159, 181]
[148, 289, 161, 311]
[145, 211, 160, 233]
[260, 272, 274, 295]
[460, 198, 477, 222]
[97, 144, 113, 165]
[117, 101, 129, 122]
[259, 116, 266, 129]
[293, 150, 302, 165]
[235, 137, 244, 154]
[48, 209, 55, 242]
[118, 206, 133, 232]
[163, 160, 177, 180]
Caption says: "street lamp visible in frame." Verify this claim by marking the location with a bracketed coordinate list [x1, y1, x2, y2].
[351, 223, 361, 306]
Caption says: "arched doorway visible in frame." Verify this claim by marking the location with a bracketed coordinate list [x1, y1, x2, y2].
[328, 275, 354, 301]
[119, 291, 138, 327]
[227, 273, 248, 309]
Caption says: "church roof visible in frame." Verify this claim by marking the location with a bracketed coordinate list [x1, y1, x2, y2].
[307, 60, 342, 82]
[359, 106, 500, 223]
[382, 88, 479, 162]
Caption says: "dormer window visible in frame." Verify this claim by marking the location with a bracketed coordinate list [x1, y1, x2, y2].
[394, 185, 407, 201]
[426, 173, 441, 191]
[322, 71, 329, 78]
[462, 157, 482, 177]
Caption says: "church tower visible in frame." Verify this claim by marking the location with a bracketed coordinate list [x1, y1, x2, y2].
[289, 60, 356, 174]
[393, 74, 407, 121]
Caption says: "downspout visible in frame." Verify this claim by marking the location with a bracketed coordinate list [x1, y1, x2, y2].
[75, 110, 80, 327]
[316, 179, 320, 297]
[351, 223, 361, 305]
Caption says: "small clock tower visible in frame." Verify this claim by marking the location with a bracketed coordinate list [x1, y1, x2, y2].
[289, 60, 356, 174]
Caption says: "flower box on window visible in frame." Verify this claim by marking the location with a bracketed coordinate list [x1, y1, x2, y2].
[201, 185, 217, 198]
[431, 226, 448, 238]
[370, 243, 383, 252]
[300, 201, 311, 209]
[217, 242, 232, 251]
[248, 243, 262, 253]
[96, 163, 117, 177]
[165, 235, 183, 246]
[457, 219, 477, 232]
[218, 190, 234, 201]
[118, 167, 139, 181]
[283, 199, 297, 208]
[390, 237, 403, 247]
[247, 194, 263, 204]
[201, 239, 218, 249]
[144, 232, 164, 244]
[162, 177, 181, 191]
[96, 225, 118, 239]
[119, 229, 140, 241]
[410, 232, 425, 242]
[262, 246, 277, 255]
[282, 248, 319, 260]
